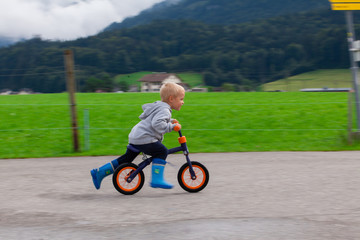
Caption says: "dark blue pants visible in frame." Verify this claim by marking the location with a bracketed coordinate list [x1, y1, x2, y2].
[116, 141, 168, 165]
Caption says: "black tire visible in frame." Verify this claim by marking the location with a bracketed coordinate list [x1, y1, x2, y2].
[112, 163, 145, 195]
[177, 161, 209, 193]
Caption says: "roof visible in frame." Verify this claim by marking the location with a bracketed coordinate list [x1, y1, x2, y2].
[138, 73, 178, 83]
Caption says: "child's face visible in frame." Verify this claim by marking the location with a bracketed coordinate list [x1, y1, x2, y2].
[169, 91, 185, 111]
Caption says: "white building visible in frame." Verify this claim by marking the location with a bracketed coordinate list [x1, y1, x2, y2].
[139, 73, 187, 92]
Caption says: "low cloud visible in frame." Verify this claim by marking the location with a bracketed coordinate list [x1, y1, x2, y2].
[0, 0, 164, 40]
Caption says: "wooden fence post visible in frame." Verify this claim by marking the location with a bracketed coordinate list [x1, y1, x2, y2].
[64, 49, 80, 152]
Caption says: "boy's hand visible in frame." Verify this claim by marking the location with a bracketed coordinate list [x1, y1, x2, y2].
[172, 119, 179, 124]
[174, 123, 181, 132]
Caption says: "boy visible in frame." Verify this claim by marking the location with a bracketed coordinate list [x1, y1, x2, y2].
[91, 82, 185, 190]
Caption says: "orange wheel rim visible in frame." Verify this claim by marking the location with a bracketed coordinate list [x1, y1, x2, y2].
[116, 167, 141, 192]
[181, 165, 206, 190]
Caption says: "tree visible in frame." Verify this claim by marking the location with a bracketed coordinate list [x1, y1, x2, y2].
[118, 81, 129, 92]
[83, 74, 115, 92]
[222, 83, 237, 92]
[203, 71, 217, 86]
[83, 77, 103, 92]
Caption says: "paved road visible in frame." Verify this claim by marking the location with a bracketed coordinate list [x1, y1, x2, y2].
[1, 151, 360, 240]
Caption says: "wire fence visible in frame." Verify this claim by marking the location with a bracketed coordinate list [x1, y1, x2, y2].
[0, 97, 355, 158]
[0, 102, 350, 132]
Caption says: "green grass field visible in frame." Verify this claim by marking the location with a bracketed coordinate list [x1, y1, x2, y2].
[0, 91, 359, 159]
[263, 69, 353, 92]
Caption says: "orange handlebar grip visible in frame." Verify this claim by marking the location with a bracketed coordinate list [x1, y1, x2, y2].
[178, 136, 187, 144]
[174, 124, 181, 132]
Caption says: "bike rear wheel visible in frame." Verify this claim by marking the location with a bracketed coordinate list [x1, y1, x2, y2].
[112, 163, 145, 195]
[178, 161, 209, 193]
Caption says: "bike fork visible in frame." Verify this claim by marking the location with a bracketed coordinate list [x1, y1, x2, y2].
[185, 154, 196, 180]
[178, 130, 196, 180]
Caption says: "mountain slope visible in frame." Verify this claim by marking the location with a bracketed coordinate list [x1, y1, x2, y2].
[105, 0, 330, 31]
[0, 7, 349, 93]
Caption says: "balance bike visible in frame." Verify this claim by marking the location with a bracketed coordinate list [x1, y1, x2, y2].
[112, 130, 209, 195]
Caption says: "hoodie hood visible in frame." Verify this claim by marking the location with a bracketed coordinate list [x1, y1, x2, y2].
[139, 101, 171, 120]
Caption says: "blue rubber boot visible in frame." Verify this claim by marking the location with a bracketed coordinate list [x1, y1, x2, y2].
[150, 158, 173, 189]
[90, 159, 119, 190]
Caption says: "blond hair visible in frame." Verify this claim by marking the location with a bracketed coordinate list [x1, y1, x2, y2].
[160, 82, 185, 102]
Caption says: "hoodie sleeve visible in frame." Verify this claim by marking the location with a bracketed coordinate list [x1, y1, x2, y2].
[151, 108, 175, 134]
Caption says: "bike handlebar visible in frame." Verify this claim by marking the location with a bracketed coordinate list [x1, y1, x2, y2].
[173, 120, 182, 136]
[174, 124, 181, 132]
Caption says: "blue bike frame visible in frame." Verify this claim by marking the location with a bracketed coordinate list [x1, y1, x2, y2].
[126, 130, 196, 183]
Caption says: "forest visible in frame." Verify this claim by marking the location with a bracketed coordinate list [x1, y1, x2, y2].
[0, 8, 354, 93]
[107, 0, 329, 29]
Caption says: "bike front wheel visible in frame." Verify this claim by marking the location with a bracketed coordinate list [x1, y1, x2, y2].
[178, 161, 209, 193]
[112, 163, 145, 195]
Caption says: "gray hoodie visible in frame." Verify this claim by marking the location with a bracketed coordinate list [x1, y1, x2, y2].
[128, 101, 176, 145]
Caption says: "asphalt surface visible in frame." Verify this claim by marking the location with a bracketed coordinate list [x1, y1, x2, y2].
[1, 151, 360, 240]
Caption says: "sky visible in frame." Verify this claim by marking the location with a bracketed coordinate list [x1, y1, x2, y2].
[0, 0, 165, 41]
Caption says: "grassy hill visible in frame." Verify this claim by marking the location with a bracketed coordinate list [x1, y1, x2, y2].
[117, 69, 354, 93]
[262, 69, 353, 92]
[114, 72, 204, 89]
[114, 71, 153, 89]
[0, 91, 358, 159]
